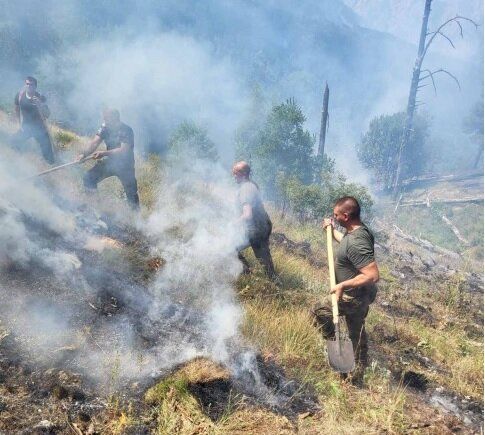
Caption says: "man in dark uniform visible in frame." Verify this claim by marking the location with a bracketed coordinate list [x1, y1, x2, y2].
[77, 108, 140, 209]
[233, 161, 275, 278]
[12, 76, 55, 163]
[312, 196, 379, 384]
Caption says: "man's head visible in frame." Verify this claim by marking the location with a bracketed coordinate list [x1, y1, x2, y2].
[25, 76, 37, 92]
[232, 161, 250, 184]
[333, 196, 361, 227]
[102, 108, 121, 128]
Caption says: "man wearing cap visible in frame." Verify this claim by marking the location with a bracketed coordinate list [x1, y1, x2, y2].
[77, 108, 140, 209]
[12, 76, 55, 163]
[233, 161, 275, 278]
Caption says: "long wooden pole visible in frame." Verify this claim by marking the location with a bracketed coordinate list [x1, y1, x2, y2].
[326, 226, 338, 325]
[33, 155, 93, 178]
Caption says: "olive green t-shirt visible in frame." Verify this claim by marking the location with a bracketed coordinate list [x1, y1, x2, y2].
[335, 225, 375, 284]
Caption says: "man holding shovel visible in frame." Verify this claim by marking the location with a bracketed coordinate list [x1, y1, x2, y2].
[77, 108, 140, 210]
[12, 76, 55, 164]
[312, 196, 379, 384]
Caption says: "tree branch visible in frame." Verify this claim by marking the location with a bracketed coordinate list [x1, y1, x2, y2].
[424, 15, 479, 57]
[437, 30, 455, 48]
[455, 20, 463, 37]
[420, 68, 461, 91]
[419, 69, 438, 94]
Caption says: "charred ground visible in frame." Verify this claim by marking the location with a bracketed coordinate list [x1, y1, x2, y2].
[0, 117, 483, 434]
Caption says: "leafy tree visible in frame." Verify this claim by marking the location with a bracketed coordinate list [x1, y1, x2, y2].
[463, 97, 484, 168]
[238, 99, 316, 198]
[356, 112, 428, 188]
[277, 166, 373, 223]
[168, 121, 218, 161]
[237, 97, 374, 222]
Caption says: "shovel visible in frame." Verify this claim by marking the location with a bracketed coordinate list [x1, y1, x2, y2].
[326, 225, 355, 373]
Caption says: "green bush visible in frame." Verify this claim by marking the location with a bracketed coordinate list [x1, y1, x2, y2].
[238, 98, 316, 198]
[278, 173, 373, 223]
[168, 120, 218, 161]
[356, 112, 428, 188]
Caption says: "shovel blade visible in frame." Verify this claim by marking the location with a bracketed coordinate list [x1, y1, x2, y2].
[327, 338, 355, 373]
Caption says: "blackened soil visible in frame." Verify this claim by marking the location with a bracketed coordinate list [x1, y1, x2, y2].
[188, 379, 234, 421]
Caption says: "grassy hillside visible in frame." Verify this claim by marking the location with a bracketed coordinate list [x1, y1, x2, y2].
[0, 119, 482, 434]
[101, 212, 483, 433]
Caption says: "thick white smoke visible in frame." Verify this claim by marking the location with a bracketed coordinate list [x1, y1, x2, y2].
[143, 159, 244, 365]
[37, 32, 247, 160]
[0, 143, 253, 387]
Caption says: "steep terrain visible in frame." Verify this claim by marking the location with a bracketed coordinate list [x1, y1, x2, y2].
[0, 118, 482, 433]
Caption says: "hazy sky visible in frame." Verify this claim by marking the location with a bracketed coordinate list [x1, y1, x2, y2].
[0, 0, 482, 174]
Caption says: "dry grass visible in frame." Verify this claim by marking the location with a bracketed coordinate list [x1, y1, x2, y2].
[135, 201, 483, 434]
[144, 359, 295, 434]
[1, 119, 480, 433]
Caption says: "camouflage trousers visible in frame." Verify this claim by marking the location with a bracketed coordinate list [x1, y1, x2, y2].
[311, 286, 377, 368]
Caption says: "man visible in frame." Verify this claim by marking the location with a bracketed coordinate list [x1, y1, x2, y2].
[77, 108, 140, 209]
[12, 76, 55, 163]
[233, 161, 275, 278]
[312, 196, 379, 383]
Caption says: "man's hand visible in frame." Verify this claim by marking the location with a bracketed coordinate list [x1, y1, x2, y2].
[330, 282, 345, 300]
[76, 153, 86, 162]
[322, 218, 334, 229]
[92, 151, 106, 160]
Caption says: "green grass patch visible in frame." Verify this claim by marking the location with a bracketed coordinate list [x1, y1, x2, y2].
[54, 129, 78, 149]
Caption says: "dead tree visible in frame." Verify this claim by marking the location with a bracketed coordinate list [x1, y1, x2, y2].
[392, 0, 478, 197]
[317, 82, 329, 159]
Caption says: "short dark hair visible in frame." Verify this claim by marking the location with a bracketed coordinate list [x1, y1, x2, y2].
[25, 76, 37, 87]
[334, 196, 361, 219]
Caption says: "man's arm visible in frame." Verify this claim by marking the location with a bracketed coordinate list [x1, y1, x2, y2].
[322, 218, 344, 242]
[78, 135, 103, 160]
[331, 261, 380, 299]
[33, 94, 50, 119]
[93, 127, 133, 158]
[100, 141, 130, 157]
[238, 204, 253, 224]
[239, 203, 253, 223]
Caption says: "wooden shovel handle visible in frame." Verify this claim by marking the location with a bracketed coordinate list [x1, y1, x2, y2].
[326, 225, 339, 325]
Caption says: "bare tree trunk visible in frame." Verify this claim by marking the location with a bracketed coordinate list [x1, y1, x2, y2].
[393, 0, 432, 196]
[318, 82, 329, 159]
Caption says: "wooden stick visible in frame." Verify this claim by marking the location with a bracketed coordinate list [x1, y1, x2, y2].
[34, 155, 93, 177]
[326, 226, 338, 325]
